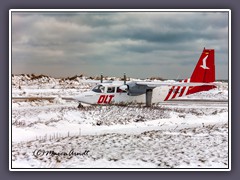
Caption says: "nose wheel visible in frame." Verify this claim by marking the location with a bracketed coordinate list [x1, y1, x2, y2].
[78, 102, 84, 108]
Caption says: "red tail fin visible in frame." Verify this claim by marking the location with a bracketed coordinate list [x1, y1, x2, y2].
[190, 48, 215, 83]
[186, 48, 216, 95]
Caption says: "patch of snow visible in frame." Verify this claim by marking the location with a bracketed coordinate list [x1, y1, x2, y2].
[10, 75, 229, 169]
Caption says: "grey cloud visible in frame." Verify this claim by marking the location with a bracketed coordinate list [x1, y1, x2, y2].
[11, 11, 229, 79]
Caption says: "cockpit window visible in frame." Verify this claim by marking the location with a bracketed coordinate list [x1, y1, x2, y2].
[92, 85, 105, 93]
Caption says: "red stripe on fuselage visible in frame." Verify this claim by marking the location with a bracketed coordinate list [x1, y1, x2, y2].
[171, 86, 181, 99]
[164, 86, 175, 101]
[178, 79, 188, 97]
[170, 80, 185, 99]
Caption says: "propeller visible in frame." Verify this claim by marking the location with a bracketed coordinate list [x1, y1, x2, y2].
[123, 72, 126, 85]
[119, 73, 128, 91]
[100, 72, 103, 83]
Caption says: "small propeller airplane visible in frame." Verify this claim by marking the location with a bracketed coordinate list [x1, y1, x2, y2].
[74, 48, 217, 107]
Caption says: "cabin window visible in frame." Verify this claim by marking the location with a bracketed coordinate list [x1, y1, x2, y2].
[107, 87, 115, 93]
[116, 87, 127, 93]
[92, 85, 105, 93]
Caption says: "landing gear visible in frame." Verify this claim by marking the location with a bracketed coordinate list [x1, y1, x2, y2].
[146, 89, 153, 107]
[78, 103, 84, 108]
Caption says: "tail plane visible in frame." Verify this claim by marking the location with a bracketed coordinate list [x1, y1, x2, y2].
[165, 48, 216, 101]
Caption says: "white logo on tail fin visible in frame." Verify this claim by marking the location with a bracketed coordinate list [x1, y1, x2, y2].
[200, 55, 210, 69]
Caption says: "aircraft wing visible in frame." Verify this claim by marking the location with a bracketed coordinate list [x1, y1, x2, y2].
[135, 81, 216, 88]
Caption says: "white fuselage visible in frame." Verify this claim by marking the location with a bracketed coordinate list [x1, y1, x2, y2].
[74, 83, 175, 105]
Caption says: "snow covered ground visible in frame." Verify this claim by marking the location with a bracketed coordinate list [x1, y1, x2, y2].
[10, 74, 229, 169]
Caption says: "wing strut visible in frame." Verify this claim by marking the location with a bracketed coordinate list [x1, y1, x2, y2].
[146, 89, 153, 107]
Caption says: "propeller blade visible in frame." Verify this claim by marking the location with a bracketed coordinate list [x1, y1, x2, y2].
[124, 73, 126, 85]
[100, 73, 103, 83]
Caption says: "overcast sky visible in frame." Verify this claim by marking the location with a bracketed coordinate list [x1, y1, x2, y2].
[11, 11, 229, 80]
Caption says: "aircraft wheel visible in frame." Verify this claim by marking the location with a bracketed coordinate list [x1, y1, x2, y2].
[78, 103, 84, 108]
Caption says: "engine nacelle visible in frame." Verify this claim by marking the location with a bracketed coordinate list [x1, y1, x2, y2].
[126, 82, 150, 96]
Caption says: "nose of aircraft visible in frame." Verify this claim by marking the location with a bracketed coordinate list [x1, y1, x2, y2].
[73, 91, 94, 104]
[74, 94, 85, 102]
